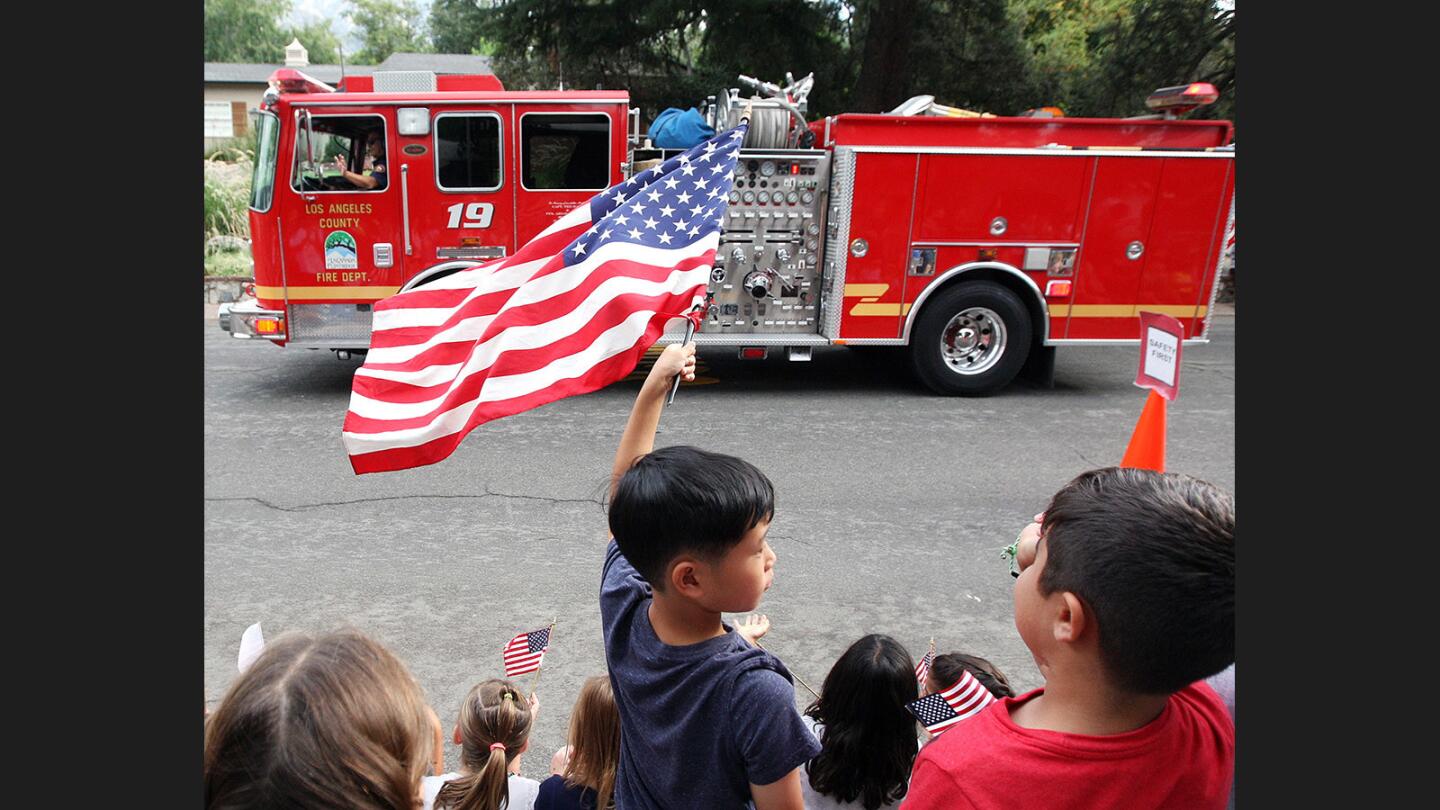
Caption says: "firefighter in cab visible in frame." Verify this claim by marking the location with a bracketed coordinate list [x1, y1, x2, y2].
[331, 129, 387, 191]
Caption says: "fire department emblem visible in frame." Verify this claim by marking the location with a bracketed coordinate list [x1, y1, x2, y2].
[324, 231, 358, 270]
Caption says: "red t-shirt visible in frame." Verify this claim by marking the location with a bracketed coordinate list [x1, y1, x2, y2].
[903, 682, 1234, 809]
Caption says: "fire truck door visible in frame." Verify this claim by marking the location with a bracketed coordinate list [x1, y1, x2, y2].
[836, 152, 918, 340]
[1133, 157, 1234, 338]
[512, 108, 620, 242]
[1066, 157, 1163, 339]
[406, 109, 516, 279]
[283, 112, 407, 302]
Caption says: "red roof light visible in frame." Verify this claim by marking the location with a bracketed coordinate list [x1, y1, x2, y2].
[1145, 82, 1219, 112]
[269, 68, 337, 95]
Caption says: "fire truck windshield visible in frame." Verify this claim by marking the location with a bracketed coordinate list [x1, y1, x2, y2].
[249, 112, 280, 212]
[292, 114, 388, 194]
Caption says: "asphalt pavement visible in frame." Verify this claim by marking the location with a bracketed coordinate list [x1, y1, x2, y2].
[204, 301, 1234, 773]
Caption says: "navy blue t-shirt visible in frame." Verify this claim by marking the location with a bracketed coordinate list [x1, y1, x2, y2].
[601, 540, 821, 809]
[535, 774, 598, 810]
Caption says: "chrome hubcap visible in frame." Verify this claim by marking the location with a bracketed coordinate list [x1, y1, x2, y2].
[940, 307, 1006, 375]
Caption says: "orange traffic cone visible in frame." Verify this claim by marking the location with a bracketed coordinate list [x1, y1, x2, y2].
[1120, 389, 1167, 472]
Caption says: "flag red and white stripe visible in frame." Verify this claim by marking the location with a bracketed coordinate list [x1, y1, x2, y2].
[342, 123, 747, 474]
[502, 626, 551, 678]
[904, 669, 996, 736]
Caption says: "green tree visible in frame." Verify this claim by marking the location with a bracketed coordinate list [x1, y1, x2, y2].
[348, 0, 429, 63]
[696, 0, 852, 116]
[1078, 0, 1234, 120]
[283, 19, 343, 64]
[468, 1, 853, 118]
[430, 0, 499, 55]
[205, 0, 292, 63]
[839, 0, 1039, 115]
[1009, 0, 1131, 112]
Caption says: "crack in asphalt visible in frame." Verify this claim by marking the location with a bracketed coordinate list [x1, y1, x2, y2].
[207, 487, 605, 513]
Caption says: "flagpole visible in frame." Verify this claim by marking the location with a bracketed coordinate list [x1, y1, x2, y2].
[666, 312, 699, 406]
[527, 618, 556, 699]
[667, 104, 751, 408]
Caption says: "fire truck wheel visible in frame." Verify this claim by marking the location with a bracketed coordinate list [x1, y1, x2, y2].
[909, 281, 1031, 396]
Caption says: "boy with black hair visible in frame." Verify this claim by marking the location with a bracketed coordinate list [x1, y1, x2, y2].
[905, 467, 1235, 809]
[601, 343, 820, 810]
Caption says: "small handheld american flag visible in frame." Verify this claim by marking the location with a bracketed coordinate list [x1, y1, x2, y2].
[503, 626, 551, 677]
[914, 638, 935, 687]
[904, 669, 996, 736]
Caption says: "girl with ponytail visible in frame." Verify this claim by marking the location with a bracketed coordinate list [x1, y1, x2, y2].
[424, 679, 541, 810]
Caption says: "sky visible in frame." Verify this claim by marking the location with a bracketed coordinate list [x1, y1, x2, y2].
[286, 0, 362, 56]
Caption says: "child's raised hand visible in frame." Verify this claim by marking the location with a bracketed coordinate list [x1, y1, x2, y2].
[736, 613, 770, 646]
[646, 342, 697, 389]
[1015, 512, 1045, 572]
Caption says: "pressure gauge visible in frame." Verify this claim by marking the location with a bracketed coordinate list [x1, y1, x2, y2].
[742, 190, 756, 203]
[759, 161, 777, 177]
[728, 191, 740, 204]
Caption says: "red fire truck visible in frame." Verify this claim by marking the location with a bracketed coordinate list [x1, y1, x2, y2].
[220, 69, 1234, 396]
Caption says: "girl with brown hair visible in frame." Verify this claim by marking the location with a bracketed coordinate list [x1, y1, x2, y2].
[921, 652, 1015, 701]
[535, 675, 621, 810]
[203, 628, 435, 810]
[425, 679, 541, 810]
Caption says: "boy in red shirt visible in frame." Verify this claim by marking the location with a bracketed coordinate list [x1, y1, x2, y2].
[904, 468, 1235, 809]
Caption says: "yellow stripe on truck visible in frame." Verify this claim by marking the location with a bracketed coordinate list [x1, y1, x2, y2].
[850, 303, 912, 317]
[843, 283, 890, 298]
[255, 285, 402, 300]
[1049, 305, 1207, 318]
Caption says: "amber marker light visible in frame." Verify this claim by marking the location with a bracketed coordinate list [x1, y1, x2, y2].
[1045, 280, 1073, 297]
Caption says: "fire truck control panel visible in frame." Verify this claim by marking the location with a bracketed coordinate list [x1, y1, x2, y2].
[708, 151, 830, 335]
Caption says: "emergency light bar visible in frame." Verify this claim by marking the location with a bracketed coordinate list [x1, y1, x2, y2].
[269, 68, 337, 95]
[1145, 83, 1219, 114]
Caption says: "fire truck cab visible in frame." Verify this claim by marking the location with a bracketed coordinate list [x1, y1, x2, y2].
[223, 70, 1234, 397]
[226, 69, 630, 351]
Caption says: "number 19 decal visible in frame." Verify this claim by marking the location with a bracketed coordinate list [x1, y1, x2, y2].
[445, 202, 494, 229]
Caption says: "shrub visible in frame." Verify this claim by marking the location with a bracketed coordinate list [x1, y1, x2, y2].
[204, 137, 254, 162]
[203, 160, 252, 248]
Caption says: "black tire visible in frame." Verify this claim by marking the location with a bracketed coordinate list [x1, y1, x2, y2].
[908, 281, 1032, 396]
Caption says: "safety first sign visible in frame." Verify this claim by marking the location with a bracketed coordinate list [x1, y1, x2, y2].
[1134, 311, 1183, 401]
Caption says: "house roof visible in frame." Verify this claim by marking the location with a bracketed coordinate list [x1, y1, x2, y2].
[377, 53, 493, 74]
[204, 53, 494, 86]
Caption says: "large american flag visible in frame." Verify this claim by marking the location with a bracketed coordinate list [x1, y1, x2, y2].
[904, 669, 996, 736]
[342, 123, 748, 474]
[502, 626, 551, 677]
